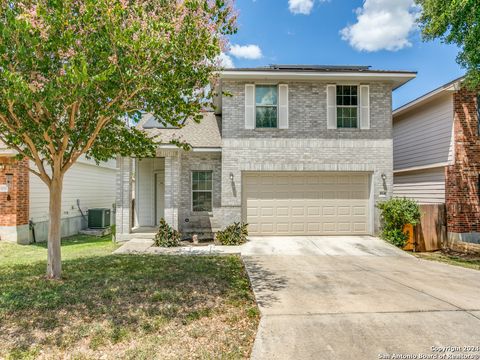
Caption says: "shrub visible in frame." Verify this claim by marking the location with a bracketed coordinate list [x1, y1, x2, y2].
[377, 198, 421, 248]
[154, 218, 181, 247]
[216, 222, 248, 246]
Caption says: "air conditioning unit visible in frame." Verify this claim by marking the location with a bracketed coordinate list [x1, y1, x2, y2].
[88, 208, 111, 229]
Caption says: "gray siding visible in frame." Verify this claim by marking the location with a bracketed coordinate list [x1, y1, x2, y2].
[393, 94, 454, 170]
[222, 81, 393, 140]
[393, 167, 445, 204]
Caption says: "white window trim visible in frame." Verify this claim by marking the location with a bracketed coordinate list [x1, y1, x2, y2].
[191, 170, 213, 213]
[255, 84, 279, 129]
[336, 84, 360, 129]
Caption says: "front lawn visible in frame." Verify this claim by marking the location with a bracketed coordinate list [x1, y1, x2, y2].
[413, 250, 480, 271]
[0, 236, 259, 359]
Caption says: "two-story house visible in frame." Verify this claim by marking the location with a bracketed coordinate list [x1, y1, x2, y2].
[115, 65, 416, 241]
[393, 77, 480, 248]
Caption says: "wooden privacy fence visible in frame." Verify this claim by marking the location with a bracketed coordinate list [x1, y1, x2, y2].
[412, 204, 446, 252]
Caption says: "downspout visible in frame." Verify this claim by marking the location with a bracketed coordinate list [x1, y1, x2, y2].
[76, 199, 88, 226]
[29, 220, 36, 243]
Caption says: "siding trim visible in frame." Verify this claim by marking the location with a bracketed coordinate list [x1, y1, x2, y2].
[394, 162, 449, 174]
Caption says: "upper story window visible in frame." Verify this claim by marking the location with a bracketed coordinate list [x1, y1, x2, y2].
[336, 85, 358, 128]
[256, 85, 278, 128]
[192, 171, 212, 212]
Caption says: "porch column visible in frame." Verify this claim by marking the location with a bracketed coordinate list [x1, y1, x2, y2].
[115, 156, 133, 241]
[164, 152, 181, 230]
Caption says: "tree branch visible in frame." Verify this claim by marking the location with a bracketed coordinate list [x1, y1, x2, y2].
[2, 106, 52, 185]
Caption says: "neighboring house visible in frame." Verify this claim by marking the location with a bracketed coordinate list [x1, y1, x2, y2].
[116, 65, 416, 241]
[393, 77, 480, 245]
[0, 141, 118, 244]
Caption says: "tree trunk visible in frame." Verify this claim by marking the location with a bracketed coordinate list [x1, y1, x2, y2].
[46, 175, 64, 279]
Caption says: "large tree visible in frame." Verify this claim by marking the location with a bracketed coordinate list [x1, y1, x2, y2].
[0, 0, 236, 279]
[417, 0, 480, 87]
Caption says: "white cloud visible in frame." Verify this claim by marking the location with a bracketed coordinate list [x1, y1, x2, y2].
[288, 0, 314, 15]
[230, 44, 263, 60]
[341, 0, 418, 52]
[217, 52, 234, 68]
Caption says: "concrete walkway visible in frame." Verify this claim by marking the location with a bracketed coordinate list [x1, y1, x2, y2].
[114, 236, 480, 359]
[244, 236, 480, 360]
[113, 238, 243, 255]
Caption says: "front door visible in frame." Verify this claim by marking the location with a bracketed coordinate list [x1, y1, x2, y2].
[154, 172, 165, 225]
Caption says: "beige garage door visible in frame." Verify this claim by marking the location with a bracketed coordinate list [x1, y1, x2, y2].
[243, 172, 370, 235]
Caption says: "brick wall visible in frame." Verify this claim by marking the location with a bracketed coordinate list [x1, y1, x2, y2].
[222, 81, 393, 140]
[220, 80, 395, 234]
[0, 157, 29, 227]
[446, 88, 480, 234]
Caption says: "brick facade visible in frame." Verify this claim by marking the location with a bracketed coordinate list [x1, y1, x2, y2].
[221, 81, 394, 234]
[445, 88, 480, 237]
[117, 79, 397, 238]
[0, 157, 29, 228]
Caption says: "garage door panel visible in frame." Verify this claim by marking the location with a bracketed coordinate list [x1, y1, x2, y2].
[323, 223, 337, 232]
[322, 207, 336, 216]
[276, 207, 289, 217]
[353, 206, 367, 216]
[321, 175, 337, 184]
[351, 175, 368, 184]
[352, 191, 368, 199]
[354, 223, 368, 233]
[244, 172, 370, 236]
[260, 223, 274, 232]
[276, 176, 290, 185]
[337, 223, 352, 232]
[338, 207, 351, 216]
[291, 223, 305, 232]
[322, 191, 336, 200]
[261, 207, 274, 217]
[291, 207, 305, 216]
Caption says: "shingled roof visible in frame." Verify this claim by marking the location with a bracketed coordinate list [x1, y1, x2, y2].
[138, 112, 222, 148]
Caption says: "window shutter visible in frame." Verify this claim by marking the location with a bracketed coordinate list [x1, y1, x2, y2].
[327, 84, 337, 129]
[278, 84, 289, 129]
[359, 85, 370, 129]
[245, 84, 255, 129]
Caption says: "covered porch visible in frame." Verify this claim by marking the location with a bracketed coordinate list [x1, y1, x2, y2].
[116, 149, 181, 242]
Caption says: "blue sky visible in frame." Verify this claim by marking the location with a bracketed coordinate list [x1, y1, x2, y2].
[221, 0, 464, 109]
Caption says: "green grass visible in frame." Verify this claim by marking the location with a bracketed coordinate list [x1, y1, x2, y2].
[0, 234, 119, 266]
[414, 251, 480, 271]
[0, 235, 259, 359]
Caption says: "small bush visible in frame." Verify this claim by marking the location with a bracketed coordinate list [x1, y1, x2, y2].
[382, 228, 409, 248]
[216, 222, 248, 246]
[154, 218, 181, 247]
[377, 198, 421, 248]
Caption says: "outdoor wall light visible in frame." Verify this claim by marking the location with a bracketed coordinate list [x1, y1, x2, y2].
[0, 163, 5, 171]
[229, 173, 234, 181]
[381, 173, 387, 181]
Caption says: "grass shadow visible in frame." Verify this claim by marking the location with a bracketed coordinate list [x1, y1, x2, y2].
[242, 258, 288, 309]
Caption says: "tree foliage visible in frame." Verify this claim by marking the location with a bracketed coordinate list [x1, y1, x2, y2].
[0, 0, 236, 278]
[416, 0, 480, 87]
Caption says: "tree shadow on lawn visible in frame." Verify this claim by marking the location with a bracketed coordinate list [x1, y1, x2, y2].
[0, 254, 258, 357]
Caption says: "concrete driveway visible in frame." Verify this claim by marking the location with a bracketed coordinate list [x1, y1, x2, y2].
[243, 236, 480, 360]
